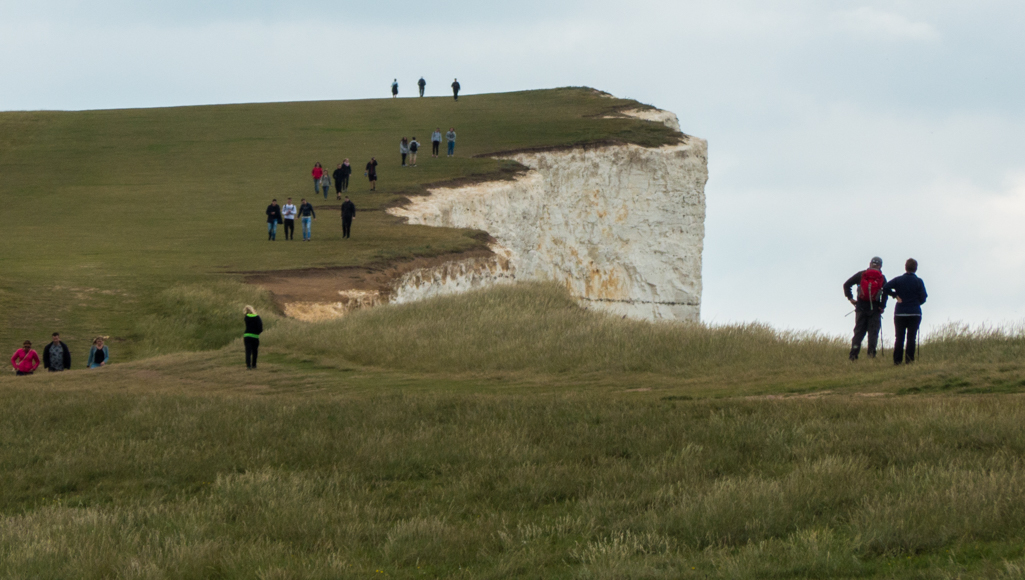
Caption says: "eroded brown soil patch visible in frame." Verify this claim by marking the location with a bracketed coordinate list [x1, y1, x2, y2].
[246, 247, 497, 311]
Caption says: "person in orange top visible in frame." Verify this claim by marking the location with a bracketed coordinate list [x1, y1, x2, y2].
[11, 340, 40, 376]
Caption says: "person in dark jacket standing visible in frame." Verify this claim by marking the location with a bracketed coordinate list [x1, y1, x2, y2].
[332, 164, 345, 198]
[391, 79, 398, 98]
[418, 77, 426, 97]
[337, 159, 352, 194]
[883, 258, 928, 365]
[365, 158, 378, 191]
[298, 198, 316, 241]
[266, 199, 283, 240]
[451, 78, 460, 100]
[42, 332, 71, 371]
[340, 196, 356, 239]
[843, 256, 888, 360]
[243, 305, 262, 370]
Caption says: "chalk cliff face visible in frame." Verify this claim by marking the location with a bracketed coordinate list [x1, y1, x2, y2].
[388, 112, 707, 321]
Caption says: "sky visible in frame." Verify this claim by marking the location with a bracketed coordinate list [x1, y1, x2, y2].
[2, 0, 1023, 338]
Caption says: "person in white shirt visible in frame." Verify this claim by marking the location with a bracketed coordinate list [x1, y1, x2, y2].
[281, 198, 298, 240]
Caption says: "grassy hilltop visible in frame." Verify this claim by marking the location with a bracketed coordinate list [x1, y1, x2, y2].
[3, 90, 1025, 578]
[0, 88, 677, 359]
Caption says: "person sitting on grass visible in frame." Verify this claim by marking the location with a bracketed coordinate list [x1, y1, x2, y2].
[88, 337, 109, 368]
[11, 341, 39, 376]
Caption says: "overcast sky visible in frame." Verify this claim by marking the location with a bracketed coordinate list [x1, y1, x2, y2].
[2, 0, 1023, 338]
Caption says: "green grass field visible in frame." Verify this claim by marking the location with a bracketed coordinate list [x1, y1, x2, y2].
[3, 90, 1025, 578]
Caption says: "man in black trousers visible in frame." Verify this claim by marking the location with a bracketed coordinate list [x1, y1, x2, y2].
[882, 258, 928, 365]
[340, 196, 356, 239]
[843, 256, 887, 360]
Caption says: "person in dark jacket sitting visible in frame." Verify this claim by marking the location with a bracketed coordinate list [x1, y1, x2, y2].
[42, 332, 71, 371]
[843, 256, 888, 360]
[243, 305, 263, 370]
[882, 258, 928, 365]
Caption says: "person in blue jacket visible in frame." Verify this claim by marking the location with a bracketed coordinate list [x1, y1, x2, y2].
[88, 337, 109, 368]
[882, 258, 928, 365]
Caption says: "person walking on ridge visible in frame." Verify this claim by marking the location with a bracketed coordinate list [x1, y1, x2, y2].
[883, 258, 928, 365]
[365, 157, 378, 191]
[282, 197, 297, 240]
[298, 198, 316, 241]
[243, 305, 262, 370]
[311, 163, 324, 194]
[843, 256, 887, 360]
[400, 137, 409, 167]
[266, 199, 283, 240]
[88, 337, 109, 368]
[42, 332, 71, 372]
[332, 164, 345, 199]
[418, 77, 426, 97]
[451, 78, 460, 100]
[338, 159, 352, 193]
[409, 136, 420, 167]
[446, 127, 457, 156]
[319, 171, 331, 200]
[341, 196, 356, 239]
[391, 79, 399, 98]
[431, 127, 442, 157]
[11, 341, 39, 376]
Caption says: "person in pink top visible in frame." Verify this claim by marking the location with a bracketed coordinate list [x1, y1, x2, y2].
[311, 163, 324, 194]
[11, 340, 40, 376]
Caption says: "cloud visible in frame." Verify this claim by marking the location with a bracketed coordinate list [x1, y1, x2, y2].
[834, 7, 940, 42]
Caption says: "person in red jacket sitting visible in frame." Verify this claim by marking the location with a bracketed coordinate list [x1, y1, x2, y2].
[11, 340, 40, 376]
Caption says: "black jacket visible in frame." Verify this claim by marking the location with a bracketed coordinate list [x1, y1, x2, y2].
[298, 202, 316, 218]
[244, 314, 263, 336]
[42, 341, 71, 370]
[883, 273, 928, 316]
[341, 200, 356, 219]
[365, 160, 377, 176]
[843, 270, 888, 312]
[266, 204, 282, 224]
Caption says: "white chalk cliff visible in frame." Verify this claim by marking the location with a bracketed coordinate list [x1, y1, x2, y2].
[388, 108, 707, 321]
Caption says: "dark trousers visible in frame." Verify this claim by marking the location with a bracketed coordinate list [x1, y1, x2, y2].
[453, 91, 459, 100]
[244, 337, 259, 368]
[432, 141, 440, 155]
[283, 219, 295, 240]
[341, 175, 349, 191]
[850, 308, 881, 359]
[893, 315, 921, 365]
[335, 181, 342, 194]
[342, 217, 352, 238]
[401, 153, 407, 166]
[419, 86, 425, 97]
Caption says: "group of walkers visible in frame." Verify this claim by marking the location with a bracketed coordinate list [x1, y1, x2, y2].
[310, 161, 355, 200]
[266, 197, 353, 241]
[392, 77, 461, 100]
[11, 333, 109, 376]
[399, 128, 457, 166]
[844, 257, 928, 365]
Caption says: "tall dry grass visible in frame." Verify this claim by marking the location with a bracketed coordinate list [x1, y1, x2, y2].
[268, 283, 848, 377]
[2, 392, 1025, 577]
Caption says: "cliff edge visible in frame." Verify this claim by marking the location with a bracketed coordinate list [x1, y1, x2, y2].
[388, 108, 707, 322]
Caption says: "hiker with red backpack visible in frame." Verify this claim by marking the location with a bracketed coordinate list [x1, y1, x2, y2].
[843, 256, 888, 360]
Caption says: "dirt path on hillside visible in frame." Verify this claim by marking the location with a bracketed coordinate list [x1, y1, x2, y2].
[245, 247, 497, 312]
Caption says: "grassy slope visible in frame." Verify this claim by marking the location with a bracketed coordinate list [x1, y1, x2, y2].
[4, 92, 1025, 577]
[0, 88, 676, 359]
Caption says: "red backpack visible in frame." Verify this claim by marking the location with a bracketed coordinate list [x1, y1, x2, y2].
[858, 268, 885, 305]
